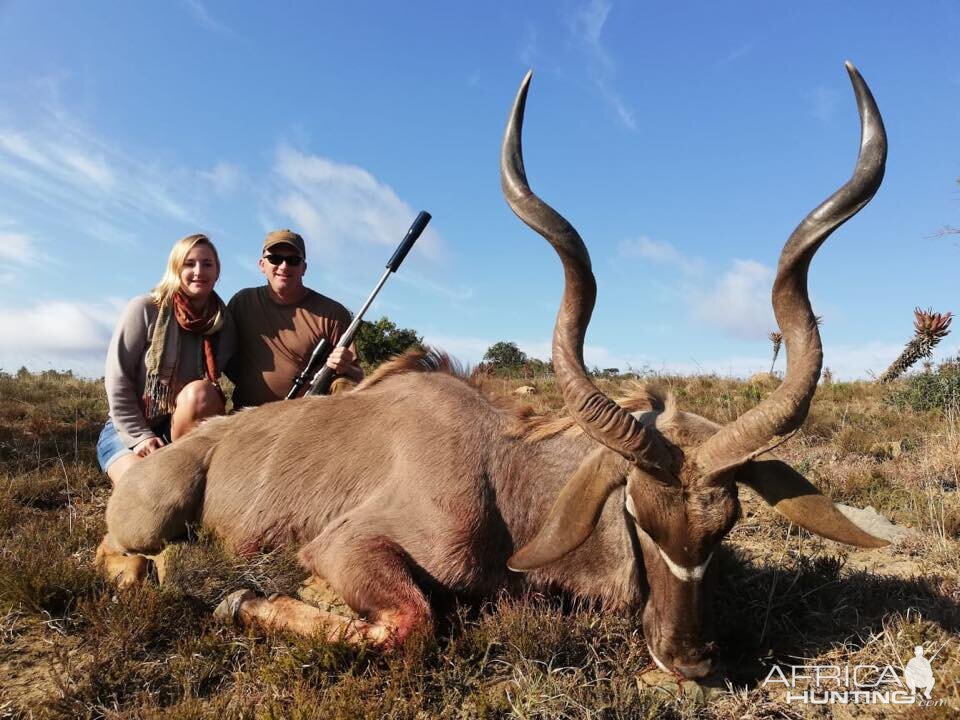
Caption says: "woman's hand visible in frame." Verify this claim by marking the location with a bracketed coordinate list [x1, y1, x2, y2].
[133, 437, 166, 457]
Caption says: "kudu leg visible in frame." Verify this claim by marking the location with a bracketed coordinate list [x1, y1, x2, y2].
[214, 588, 390, 645]
[298, 529, 434, 648]
[216, 529, 433, 648]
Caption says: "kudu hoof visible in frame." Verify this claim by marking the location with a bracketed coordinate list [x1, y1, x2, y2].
[214, 589, 259, 624]
[96, 540, 150, 589]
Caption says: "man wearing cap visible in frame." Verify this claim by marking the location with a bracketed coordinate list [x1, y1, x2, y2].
[225, 229, 363, 407]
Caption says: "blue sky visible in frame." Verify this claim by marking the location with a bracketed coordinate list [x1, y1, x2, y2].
[0, 1, 957, 380]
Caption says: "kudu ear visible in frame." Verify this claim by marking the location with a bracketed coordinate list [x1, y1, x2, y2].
[508, 447, 626, 571]
[737, 459, 888, 548]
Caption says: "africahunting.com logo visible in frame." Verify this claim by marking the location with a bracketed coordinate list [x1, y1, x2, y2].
[762, 645, 946, 706]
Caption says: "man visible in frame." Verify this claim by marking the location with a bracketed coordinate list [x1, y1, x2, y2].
[226, 229, 363, 407]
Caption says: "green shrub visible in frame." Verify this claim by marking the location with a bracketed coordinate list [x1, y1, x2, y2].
[886, 358, 960, 412]
[354, 316, 423, 373]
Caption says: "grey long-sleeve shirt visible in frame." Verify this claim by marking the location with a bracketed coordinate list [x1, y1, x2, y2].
[104, 294, 235, 447]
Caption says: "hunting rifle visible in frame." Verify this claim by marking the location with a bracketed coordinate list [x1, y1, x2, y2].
[286, 210, 431, 399]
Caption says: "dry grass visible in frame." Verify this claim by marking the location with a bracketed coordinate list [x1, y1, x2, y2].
[0, 369, 957, 718]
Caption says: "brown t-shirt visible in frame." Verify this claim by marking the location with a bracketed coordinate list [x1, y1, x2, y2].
[226, 286, 358, 407]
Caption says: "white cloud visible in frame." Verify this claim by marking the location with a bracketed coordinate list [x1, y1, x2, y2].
[341, 326, 596, 374]
[272, 145, 443, 261]
[618, 236, 705, 275]
[0, 232, 39, 265]
[421, 334, 910, 381]
[517, 340, 551, 363]
[811, 86, 840, 123]
[820, 342, 904, 381]
[653, 340, 938, 382]
[582, 343, 628, 371]
[421, 334, 492, 366]
[0, 300, 120, 351]
[566, 0, 635, 130]
[616, 237, 778, 341]
[570, 0, 614, 69]
[0, 114, 197, 248]
[0, 299, 124, 376]
[603, 87, 637, 130]
[184, 0, 240, 38]
[1, 129, 115, 196]
[716, 43, 752, 67]
[78, 219, 141, 248]
[57, 146, 114, 189]
[394, 271, 473, 303]
[690, 259, 775, 339]
[0, 131, 50, 168]
[519, 25, 538, 66]
[420, 335, 626, 371]
[275, 192, 329, 249]
[513, 339, 628, 372]
[202, 161, 243, 195]
[642, 353, 771, 379]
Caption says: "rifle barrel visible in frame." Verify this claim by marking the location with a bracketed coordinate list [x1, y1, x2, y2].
[302, 211, 431, 397]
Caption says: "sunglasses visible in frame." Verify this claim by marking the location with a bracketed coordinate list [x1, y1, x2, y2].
[263, 253, 303, 267]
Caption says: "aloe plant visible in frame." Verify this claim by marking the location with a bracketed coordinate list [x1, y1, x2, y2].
[768, 331, 783, 374]
[879, 308, 953, 383]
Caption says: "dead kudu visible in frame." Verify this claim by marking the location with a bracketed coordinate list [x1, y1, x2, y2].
[99, 64, 888, 679]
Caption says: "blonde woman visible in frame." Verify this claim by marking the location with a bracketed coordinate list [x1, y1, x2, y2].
[96, 233, 235, 484]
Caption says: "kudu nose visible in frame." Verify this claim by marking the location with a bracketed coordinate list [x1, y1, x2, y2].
[674, 657, 713, 679]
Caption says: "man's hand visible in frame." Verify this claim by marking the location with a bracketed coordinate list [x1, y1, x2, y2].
[325, 346, 356, 374]
[324, 346, 364, 384]
[133, 436, 165, 457]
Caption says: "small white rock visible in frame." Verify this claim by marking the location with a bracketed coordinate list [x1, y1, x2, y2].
[836, 504, 912, 543]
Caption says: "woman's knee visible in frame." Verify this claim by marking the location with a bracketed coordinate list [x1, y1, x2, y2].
[176, 380, 224, 418]
[106, 453, 140, 484]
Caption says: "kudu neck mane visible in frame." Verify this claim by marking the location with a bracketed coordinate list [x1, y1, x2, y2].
[490, 429, 640, 609]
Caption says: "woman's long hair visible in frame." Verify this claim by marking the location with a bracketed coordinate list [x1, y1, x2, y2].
[149, 233, 221, 307]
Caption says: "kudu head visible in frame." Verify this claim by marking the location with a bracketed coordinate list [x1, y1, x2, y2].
[501, 64, 888, 679]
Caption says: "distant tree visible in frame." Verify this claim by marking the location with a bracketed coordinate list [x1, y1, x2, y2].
[482, 341, 527, 371]
[354, 316, 423, 372]
[525, 357, 554, 376]
[589, 367, 620, 379]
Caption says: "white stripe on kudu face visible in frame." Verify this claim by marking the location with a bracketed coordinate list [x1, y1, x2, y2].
[625, 494, 714, 583]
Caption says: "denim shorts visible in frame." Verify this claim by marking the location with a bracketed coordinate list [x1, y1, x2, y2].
[96, 417, 171, 472]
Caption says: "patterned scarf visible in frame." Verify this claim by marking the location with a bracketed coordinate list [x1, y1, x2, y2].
[142, 291, 226, 420]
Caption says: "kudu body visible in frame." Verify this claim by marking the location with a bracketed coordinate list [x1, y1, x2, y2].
[101, 63, 888, 679]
